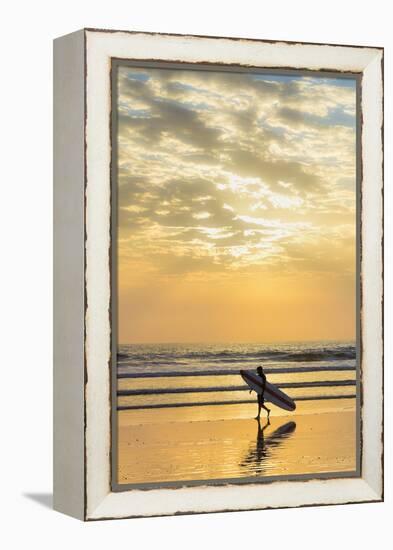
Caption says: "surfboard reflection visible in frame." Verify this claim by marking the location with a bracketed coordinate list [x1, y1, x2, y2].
[240, 419, 297, 476]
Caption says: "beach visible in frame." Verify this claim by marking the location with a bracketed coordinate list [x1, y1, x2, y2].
[114, 65, 359, 490]
[117, 400, 357, 485]
[116, 341, 358, 485]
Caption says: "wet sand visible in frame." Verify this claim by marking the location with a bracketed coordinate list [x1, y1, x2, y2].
[117, 400, 357, 485]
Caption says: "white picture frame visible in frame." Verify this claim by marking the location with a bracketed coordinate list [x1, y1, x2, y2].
[53, 28, 383, 520]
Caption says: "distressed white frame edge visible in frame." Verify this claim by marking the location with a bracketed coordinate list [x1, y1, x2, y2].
[53, 29, 86, 520]
[82, 30, 383, 520]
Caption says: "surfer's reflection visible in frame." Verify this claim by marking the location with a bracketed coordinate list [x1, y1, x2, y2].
[240, 419, 297, 476]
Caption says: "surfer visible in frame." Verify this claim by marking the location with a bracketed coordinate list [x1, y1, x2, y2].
[255, 366, 271, 421]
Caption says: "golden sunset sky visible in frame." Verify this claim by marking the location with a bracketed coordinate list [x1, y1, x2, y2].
[116, 67, 357, 344]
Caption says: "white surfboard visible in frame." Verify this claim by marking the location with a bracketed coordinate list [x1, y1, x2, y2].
[240, 369, 296, 412]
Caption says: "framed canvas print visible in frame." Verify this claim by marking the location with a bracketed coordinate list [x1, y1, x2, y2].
[53, 29, 384, 520]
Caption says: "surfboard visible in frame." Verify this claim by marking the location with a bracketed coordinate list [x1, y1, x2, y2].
[240, 369, 296, 412]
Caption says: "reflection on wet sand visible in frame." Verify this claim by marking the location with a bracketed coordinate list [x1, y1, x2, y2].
[117, 406, 356, 485]
[240, 419, 297, 476]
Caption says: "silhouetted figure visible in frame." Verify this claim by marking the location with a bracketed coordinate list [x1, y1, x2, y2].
[255, 366, 271, 421]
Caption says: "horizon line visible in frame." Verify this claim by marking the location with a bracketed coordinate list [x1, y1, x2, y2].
[118, 338, 356, 346]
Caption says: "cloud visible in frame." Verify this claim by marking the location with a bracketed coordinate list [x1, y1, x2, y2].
[116, 66, 356, 279]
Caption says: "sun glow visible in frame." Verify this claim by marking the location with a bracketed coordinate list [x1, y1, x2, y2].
[117, 66, 356, 343]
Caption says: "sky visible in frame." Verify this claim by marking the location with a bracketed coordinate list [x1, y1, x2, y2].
[116, 66, 357, 344]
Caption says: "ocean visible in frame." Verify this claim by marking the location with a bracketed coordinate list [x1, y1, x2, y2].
[117, 341, 357, 412]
